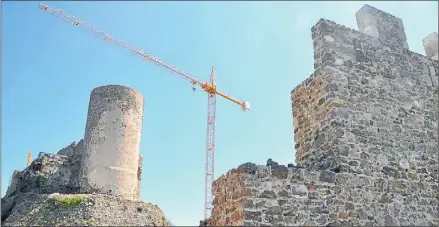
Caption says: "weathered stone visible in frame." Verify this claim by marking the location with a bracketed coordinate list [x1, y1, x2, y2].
[267, 159, 279, 166]
[379, 194, 393, 204]
[292, 184, 308, 197]
[398, 159, 410, 170]
[314, 133, 326, 147]
[244, 211, 262, 222]
[255, 200, 266, 209]
[260, 190, 277, 199]
[244, 199, 254, 208]
[266, 206, 283, 215]
[384, 215, 400, 226]
[382, 166, 399, 178]
[319, 170, 336, 183]
[271, 165, 289, 179]
[340, 144, 349, 156]
[278, 190, 290, 198]
[238, 162, 258, 174]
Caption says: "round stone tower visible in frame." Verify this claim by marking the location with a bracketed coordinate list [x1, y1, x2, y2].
[80, 85, 144, 200]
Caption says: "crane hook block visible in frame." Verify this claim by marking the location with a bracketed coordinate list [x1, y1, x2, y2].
[242, 101, 251, 111]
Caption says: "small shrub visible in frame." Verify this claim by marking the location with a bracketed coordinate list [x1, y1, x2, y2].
[52, 195, 85, 208]
[41, 156, 48, 165]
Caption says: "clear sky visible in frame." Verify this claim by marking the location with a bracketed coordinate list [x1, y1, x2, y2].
[2, 1, 437, 225]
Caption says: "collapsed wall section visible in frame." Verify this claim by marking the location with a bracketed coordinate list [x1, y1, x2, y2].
[4, 141, 84, 197]
[1, 142, 84, 224]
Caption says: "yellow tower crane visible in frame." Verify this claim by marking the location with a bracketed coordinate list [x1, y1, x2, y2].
[38, 3, 250, 219]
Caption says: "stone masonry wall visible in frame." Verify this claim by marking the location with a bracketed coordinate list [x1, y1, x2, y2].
[291, 69, 344, 167]
[209, 166, 250, 226]
[294, 18, 438, 171]
[213, 160, 438, 226]
[210, 4, 438, 227]
[293, 6, 438, 173]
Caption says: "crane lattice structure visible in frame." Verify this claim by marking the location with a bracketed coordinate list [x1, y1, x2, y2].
[38, 3, 250, 219]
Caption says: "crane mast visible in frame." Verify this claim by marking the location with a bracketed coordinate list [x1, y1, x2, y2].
[205, 67, 216, 219]
[38, 3, 250, 219]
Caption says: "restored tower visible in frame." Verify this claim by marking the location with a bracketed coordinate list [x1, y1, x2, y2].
[80, 85, 144, 200]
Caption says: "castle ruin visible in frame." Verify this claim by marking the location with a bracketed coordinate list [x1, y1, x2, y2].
[1, 85, 166, 226]
[2, 4, 438, 227]
[207, 4, 438, 226]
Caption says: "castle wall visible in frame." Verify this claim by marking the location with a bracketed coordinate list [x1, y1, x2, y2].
[213, 160, 438, 226]
[211, 4, 438, 226]
[80, 85, 144, 201]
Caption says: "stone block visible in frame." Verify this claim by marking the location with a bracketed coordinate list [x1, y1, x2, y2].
[423, 32, 438, 60]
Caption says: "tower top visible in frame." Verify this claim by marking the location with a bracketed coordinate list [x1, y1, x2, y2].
[356, 4, 409, 49]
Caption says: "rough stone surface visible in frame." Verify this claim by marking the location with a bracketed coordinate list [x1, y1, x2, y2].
[2, 193, 167, 226]
[210, 4, 438, 227]
[5, 145, 83, 198]
[81, 85, 144, 200]
[209, 169, 247, 226]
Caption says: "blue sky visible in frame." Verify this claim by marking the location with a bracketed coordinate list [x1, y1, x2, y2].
[2, 1, 437, 225]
